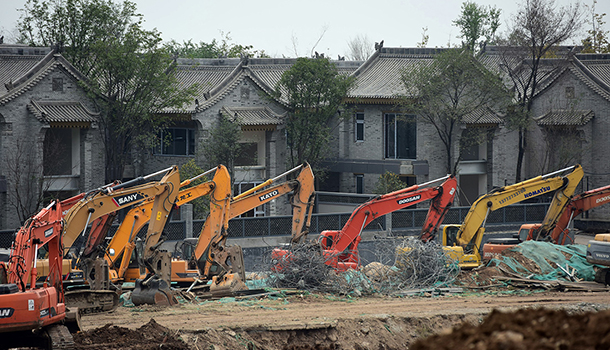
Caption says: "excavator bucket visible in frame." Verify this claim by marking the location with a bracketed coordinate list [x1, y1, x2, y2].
[132, 277, 178, 306]
[64, 307, 82, 333]
[209, 273, 248, 297]
[131, 251, 177, 305]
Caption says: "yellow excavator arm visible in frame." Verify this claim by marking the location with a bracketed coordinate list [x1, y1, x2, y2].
[534, 166, 584, 240]
[63, 166, 180, 252]
[105, 166, 223, 280]
[193, 163, 315, 292]
[443, 165, 583, 268]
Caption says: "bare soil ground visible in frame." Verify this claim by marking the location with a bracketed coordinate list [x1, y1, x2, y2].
[75, 288, 610, 350]
[74, 240, 610, 349]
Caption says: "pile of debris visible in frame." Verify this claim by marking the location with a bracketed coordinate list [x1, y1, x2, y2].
[267, 237, 459, 296]
[457, 241, 610, 292]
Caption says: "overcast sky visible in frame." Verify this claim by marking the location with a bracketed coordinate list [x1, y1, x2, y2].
[1, 0, 607, 58]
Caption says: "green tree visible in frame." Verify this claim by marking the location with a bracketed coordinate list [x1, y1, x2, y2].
[179, 159, 210, 219]
[499, 0, 582, 181]
[581, 0, 610, 53]
[199, 113, 243, 181]
[274, 57, 355, 170]
[453, 1, 501, 54]
[373, 172, 407, 195]
[401, 48, 509, 175]
[17, 0, 197, 181]
[164, 32, 268, 59]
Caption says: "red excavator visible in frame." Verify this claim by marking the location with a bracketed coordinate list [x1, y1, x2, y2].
[0, 201, 80, 349]
[273, 175, 457, 272]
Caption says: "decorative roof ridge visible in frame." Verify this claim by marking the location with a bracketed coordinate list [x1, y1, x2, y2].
[349, 50, 381, 79]
[571, 55, 610, 95]
[535, 109, 594, 126]
[379, 47, 448, 56]
[0, 54, 45, 60]
[530, 66, 570, 99]
[0, 51, 92, 105]
[196, 70, 247, 111]
[575, 53, 610, 61]
[207, 60, 245, 97]
[175, 57, 241, 66]
[31, 99, 100, 114]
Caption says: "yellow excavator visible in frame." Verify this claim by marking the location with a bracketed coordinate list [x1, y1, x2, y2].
[482, 166, 585, 259]
[442, 164, 584, 268]
[37, 166, 181, 310]
[177, 163, 315, 296]
[103, 165, 228, 285]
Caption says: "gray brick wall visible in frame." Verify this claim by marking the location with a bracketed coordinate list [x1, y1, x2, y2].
[528, 68, 610, 220]
[0, 65, 104, 229]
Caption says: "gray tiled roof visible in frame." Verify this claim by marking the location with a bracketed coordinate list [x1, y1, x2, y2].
[535, 110, 594, 126]
[569, 54, 610, 101]
[220, 106, 282, 126]
[348, 48, 446, 101]
[173, 59, 239, 111]
[173, 57, 361, 110]
[27, 100, 98, 126]
[0, 55, 46, 96]
[462, 107, 503, 125]
[0, 50, 89, 105]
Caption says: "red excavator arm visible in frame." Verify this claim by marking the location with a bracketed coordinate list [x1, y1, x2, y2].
[320, 175, 457, 271]
[0, 201, 80, 348]
[550, 184, 610, 244]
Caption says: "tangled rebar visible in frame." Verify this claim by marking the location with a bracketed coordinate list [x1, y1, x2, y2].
[266, 235, 459, 296]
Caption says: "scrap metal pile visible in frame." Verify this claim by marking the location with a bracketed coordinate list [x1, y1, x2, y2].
[267, 236, 459, 295]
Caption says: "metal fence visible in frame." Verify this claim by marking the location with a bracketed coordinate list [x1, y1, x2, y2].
[0, 202, 550, 248]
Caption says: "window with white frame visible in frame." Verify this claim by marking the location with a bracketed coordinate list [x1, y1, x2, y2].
[384, 113, 416, 159]
[233, 182, 265, 217]
[355, 113, 364, 141]
[156, 128, 195, 156]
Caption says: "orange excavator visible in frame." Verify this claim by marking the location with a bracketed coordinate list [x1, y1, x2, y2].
[103, 166, 226, 287]
[35, 166, 182, 310]
[0, 201, 80, 348]
[272, 175, 457, 272]
[536, 184, 610, 244]
[178, 163, 315, 295]
[316, 175, 457, 271]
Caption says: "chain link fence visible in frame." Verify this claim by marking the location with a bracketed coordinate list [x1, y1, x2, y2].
[0, 203, 551, 247]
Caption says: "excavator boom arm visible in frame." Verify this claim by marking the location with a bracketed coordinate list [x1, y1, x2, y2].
[534, 166, 584, 240]
[62, 166, 179, 252]
[551, 184, 610, 243]
[105, 180, 216, 273]
[455, 165, 583, 247]
[326, 175, 457, 253]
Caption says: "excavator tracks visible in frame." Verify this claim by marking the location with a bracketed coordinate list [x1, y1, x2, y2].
[65, 289, 120, 314]
[46, 324, 75, 350]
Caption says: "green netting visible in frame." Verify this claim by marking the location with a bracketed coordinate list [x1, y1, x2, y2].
[246, 278, 270, 289]
[487, 241, 597, 281]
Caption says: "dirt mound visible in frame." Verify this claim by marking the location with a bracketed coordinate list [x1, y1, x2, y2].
[182, 314, 480, 350]
[410, 308, 610, 350]
[74, 319, 189, 350]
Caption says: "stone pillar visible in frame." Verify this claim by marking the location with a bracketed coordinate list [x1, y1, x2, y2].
[181, 203, 193, 238]
[385, 212, 392, 236]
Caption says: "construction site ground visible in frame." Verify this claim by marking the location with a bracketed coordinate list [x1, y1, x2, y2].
[73, 233, 610, 349]
[76, 288, 610, 350]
